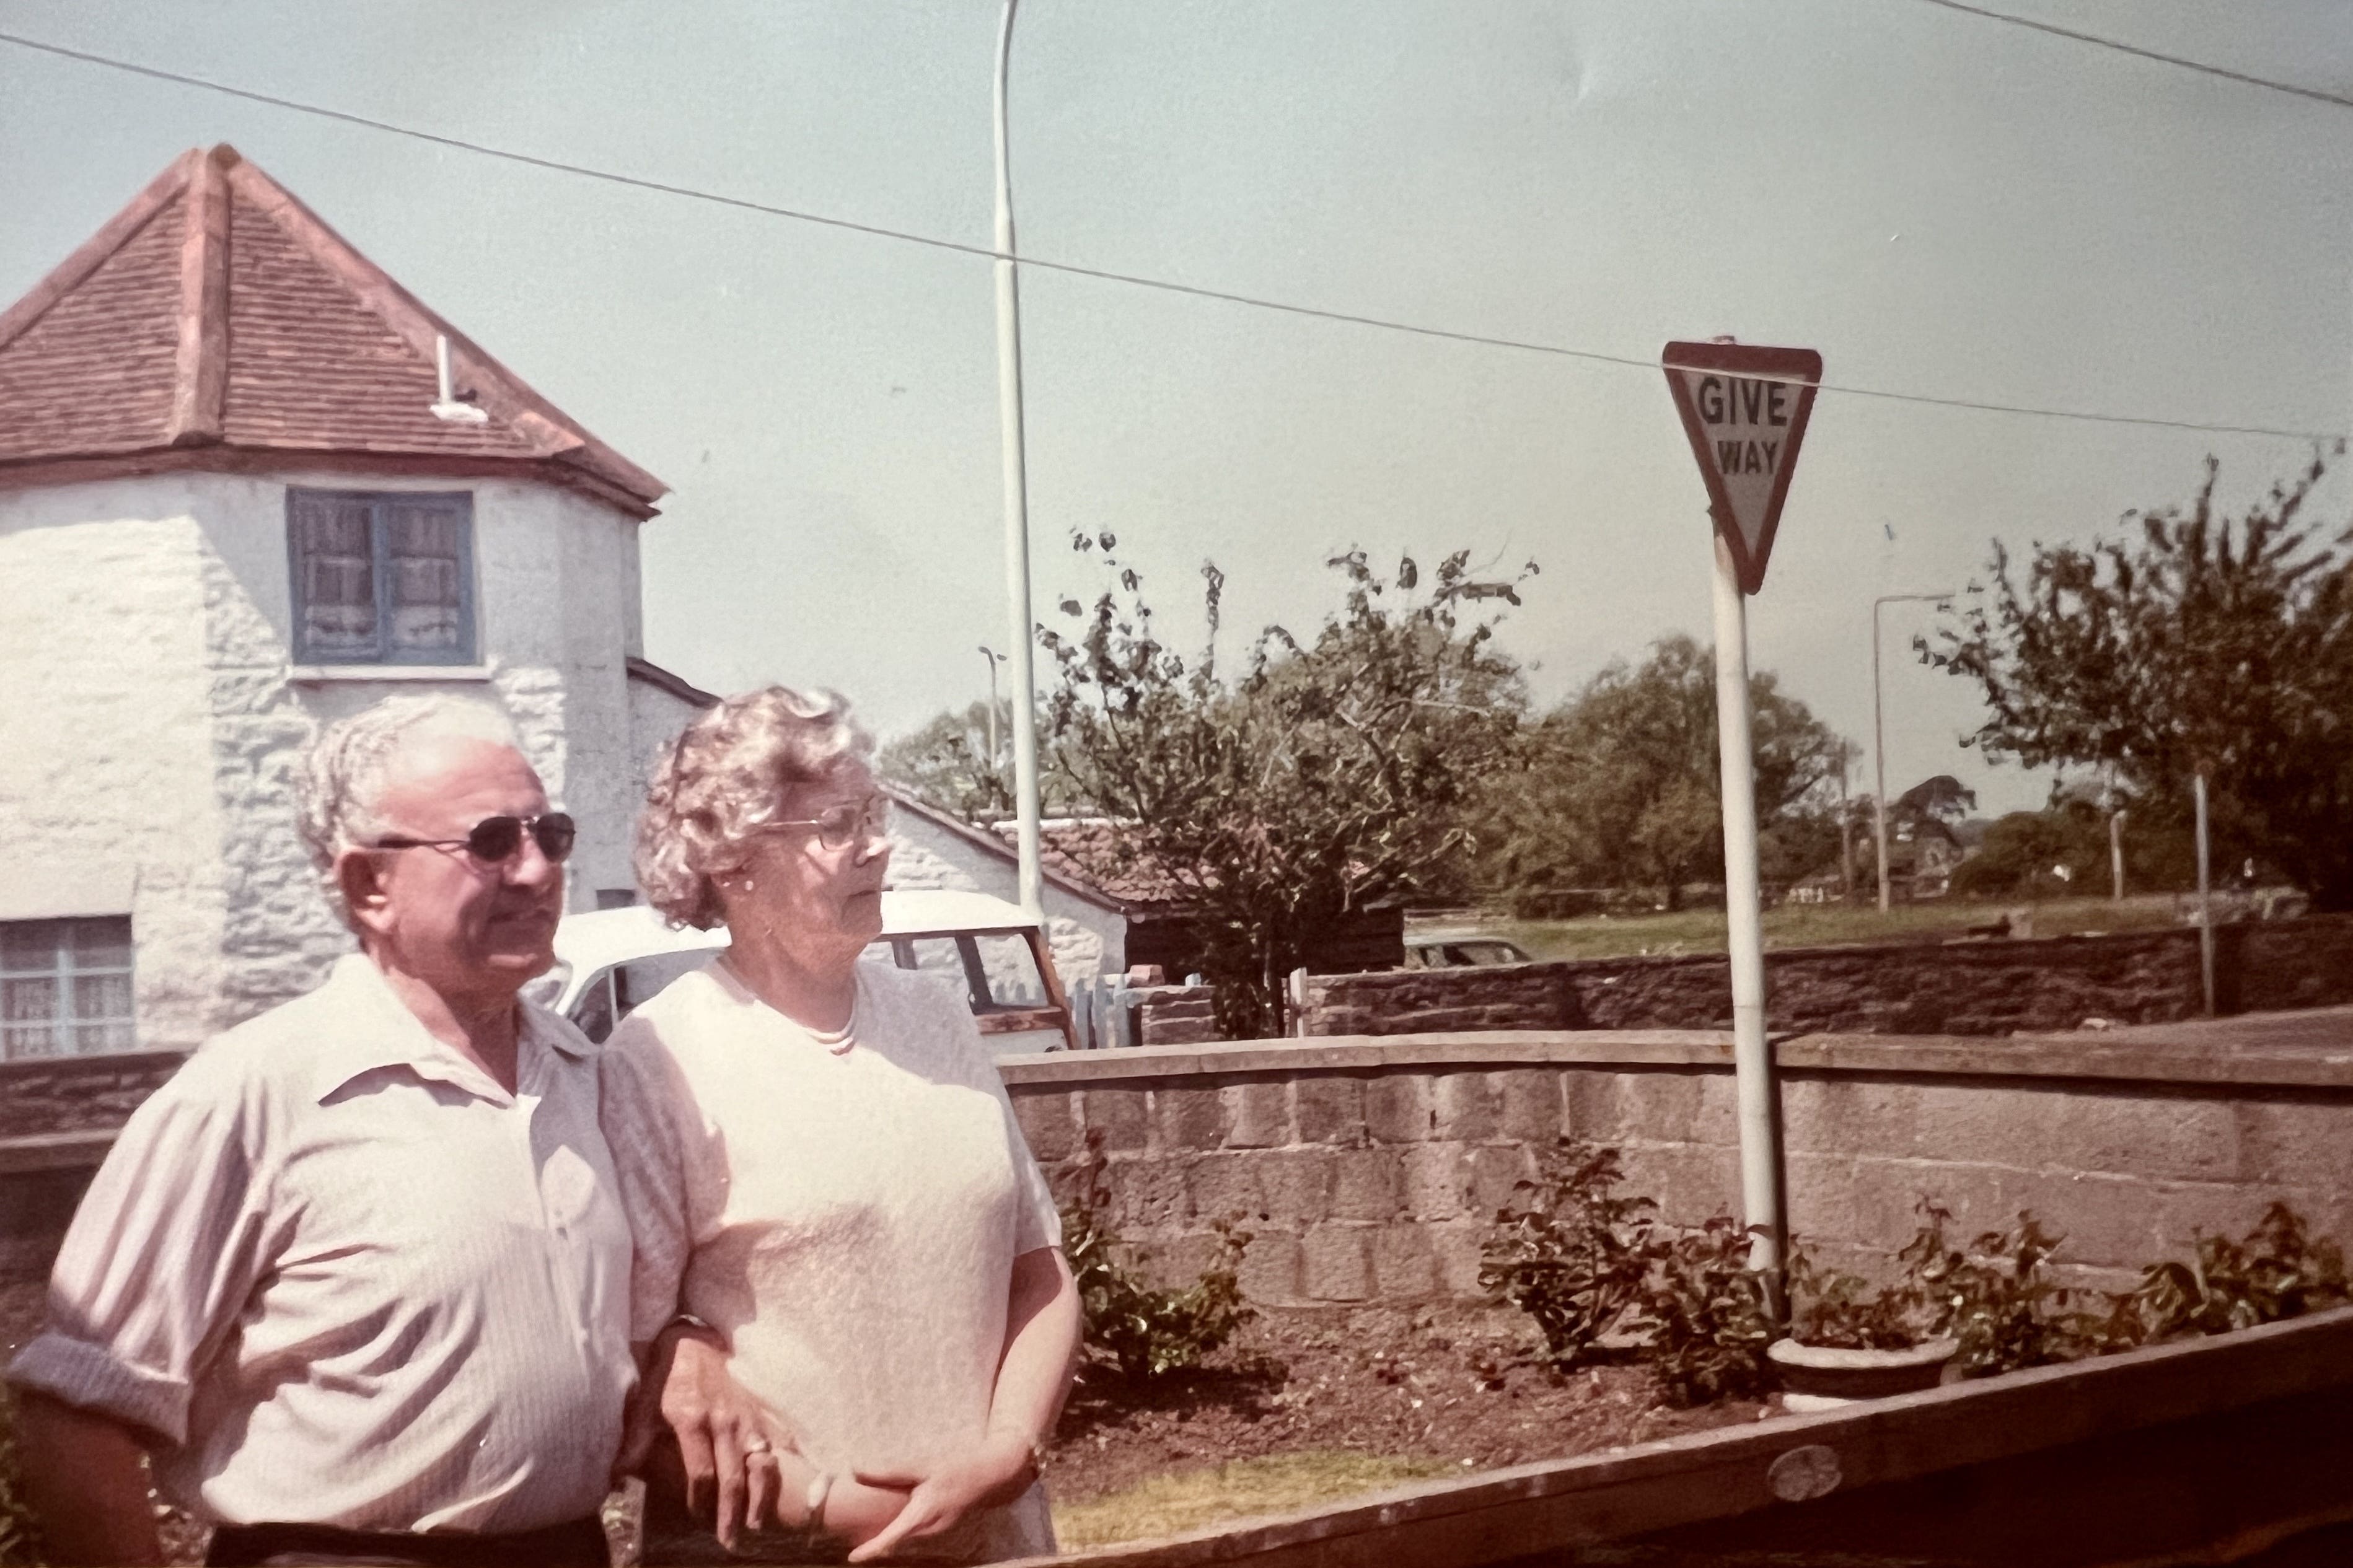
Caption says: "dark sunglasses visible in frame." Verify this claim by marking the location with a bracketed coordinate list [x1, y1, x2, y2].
[371, 812, 578, 865]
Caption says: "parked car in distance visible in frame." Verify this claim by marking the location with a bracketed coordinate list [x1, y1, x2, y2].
[530, 888, 1076, 1054]
[1401, 931, 1536, 969]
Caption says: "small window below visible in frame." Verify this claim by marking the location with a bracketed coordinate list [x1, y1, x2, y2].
[1, 916, 136, 1059]
[288, 489, 477, 665]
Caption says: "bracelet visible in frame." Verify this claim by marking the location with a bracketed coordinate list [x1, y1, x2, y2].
[804, 1469, 833, 1533]
[664, 1311, 719, 1339]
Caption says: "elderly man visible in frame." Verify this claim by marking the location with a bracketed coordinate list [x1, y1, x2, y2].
[7, 696, 631, 1567]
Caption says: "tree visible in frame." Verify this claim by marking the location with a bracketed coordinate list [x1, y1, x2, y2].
[877, 702, 1014, 821]
[1039, 538, 1531, 1037]
[1921, 452, 2353, 909]
[1475, 635, 1849, 910]
[877, 703, 1086, 822]
[1946, 786, 2192, 900]
[1892, 774, 1977, 828]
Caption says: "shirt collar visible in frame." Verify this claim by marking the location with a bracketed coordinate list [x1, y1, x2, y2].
[309, 953, 589, 1105]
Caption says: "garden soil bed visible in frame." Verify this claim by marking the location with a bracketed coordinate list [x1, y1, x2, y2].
[1044, 1301, 1770, 1507]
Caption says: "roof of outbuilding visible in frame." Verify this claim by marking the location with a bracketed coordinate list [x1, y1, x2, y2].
[0, 144, 666, 514]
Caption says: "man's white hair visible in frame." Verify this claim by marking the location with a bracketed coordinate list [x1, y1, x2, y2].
[297, 694, 521, 925]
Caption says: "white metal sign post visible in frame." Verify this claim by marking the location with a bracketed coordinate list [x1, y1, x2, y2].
[1661, 340, 1823, 1297]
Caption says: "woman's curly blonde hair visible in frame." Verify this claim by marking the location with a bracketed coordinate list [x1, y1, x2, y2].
[636, 685, 876, 929]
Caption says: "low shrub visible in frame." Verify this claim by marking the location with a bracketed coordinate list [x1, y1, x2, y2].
[1485, 1141, 2353, 1404]
[1482, 1140, 1775, 1406]
[1476, 1142, 1654, 1366]
[2124, 1201, 2353, 1339]
[1900, 1204, 2123, 1374]
[1634, 1214, 1777, 1406]
[1782, 1245, 1924, 1352]
[1060, 1131, 1256, 1383]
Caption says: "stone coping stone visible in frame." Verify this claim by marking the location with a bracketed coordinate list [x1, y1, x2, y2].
[1005, 1305, 2353, 1567]
[996, 1011, 2353, 1093]
[0, 1129, 117, 1175]
[0, 1048, 188, 1084]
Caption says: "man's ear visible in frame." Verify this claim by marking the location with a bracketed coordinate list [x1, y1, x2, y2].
[336, 848, 396, 937]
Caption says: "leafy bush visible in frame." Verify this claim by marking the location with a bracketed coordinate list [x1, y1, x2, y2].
[1899, 1204, 2124, 1374]
[1477, 1142, 1655, 1366]
[1634, 1214, 1777, 1406]
[1484, 1143, 2353, 1405]
[2123, 1202, 2352, 1341]
[1481, 1140, 1775, 1405]
[0, 1385, 43, 1567]
[1060, 1132, 1255, 1382]
[1783, 1245, 1925, 1351]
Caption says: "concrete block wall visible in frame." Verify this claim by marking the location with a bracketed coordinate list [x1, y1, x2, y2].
[1002, 1029, 2353, 1307]
[1301, 916, 2353, 1040]
[12, 1025, 2353, 1309]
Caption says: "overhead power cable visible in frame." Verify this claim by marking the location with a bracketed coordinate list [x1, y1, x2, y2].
[1908, 0, 2353, 112]
[0, 26, 2341, 445]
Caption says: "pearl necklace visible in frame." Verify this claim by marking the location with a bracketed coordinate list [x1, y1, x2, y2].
[719, 953, 858, 1055]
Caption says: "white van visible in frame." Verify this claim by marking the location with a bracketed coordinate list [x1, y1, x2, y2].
[530, 888, 1077, 1055]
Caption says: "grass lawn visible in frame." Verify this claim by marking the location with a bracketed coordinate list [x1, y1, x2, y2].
[1052, 1451, 1464, 1548]
[1472, 893, 2188, 962]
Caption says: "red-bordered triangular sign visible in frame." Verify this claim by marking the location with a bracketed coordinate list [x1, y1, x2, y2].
[1661, 341, 1823, 594]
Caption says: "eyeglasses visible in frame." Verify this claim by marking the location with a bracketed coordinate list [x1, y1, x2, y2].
[371, 812, 578, 865]
[760, 796, 891, 851]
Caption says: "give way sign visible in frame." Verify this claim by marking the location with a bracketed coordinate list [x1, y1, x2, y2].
[1661, 341, 1823, 594]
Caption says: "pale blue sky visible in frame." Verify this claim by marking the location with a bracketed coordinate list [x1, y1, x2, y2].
[4, 1, 2351, 815]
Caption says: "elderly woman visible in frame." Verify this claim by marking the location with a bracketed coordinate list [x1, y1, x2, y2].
[599, 686, 1079, 1565]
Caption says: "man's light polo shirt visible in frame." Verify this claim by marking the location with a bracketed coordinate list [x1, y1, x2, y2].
[7, 955, 635, 1533]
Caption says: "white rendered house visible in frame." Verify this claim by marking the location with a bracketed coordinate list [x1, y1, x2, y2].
[0, 144, 705, 1056]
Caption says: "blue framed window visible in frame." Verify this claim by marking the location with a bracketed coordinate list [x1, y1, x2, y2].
[1, 916, 136, 1059]
[288, 489, 477, 665]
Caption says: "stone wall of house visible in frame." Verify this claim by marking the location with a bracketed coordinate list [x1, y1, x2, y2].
[1000, 1032, 2353, 1307]
[882, 807, 1124, 989]
[1299, 917, 2353, 1039]
[2, 470, 662, 1054]
[1, 477, 237, 1053]
[201, 470, 653, 1014]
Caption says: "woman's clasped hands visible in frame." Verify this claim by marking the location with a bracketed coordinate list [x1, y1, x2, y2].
[626, 1324, 917, 1554]
[843, 1425, 1042, 1564]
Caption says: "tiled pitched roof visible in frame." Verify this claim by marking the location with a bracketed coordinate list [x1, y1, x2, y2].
[993, 818, 1194, 908]
[0, 144, 665, 514]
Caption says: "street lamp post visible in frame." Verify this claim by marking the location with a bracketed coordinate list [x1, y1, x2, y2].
[978, 645, 1004, 770]
[1872, 591, 1955, 914]
[1837, 739, 1856, 902]
[993, 0, 1044, 917]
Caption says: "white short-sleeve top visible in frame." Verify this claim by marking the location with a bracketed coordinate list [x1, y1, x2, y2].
[599, 957, 1062, 1485]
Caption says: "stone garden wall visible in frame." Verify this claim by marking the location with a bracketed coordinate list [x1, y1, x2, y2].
[1001, 1027, 2353, 1307]
[1300, 916, 2353, 1039]
[11, 1020, 2353, 1320]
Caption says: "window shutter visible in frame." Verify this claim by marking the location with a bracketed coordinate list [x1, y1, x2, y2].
[292, 491, 379, 658]
[286, 489, 477, 665]
[384, 497, 471, 659]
